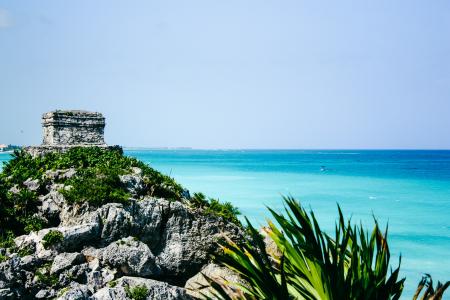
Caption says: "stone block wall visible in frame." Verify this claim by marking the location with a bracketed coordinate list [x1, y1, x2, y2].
[42, 110, 106, 146]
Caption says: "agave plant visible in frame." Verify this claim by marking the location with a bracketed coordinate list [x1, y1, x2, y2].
[205, 196, 406, 300]
[413, 274, 449, 300]
[200, 222, 291, 300]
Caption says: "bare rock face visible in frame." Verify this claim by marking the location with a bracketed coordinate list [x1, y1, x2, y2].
[44, 168, 77, 182]
[185, 263, 247, 299]
[23, 178, 40, 191]
[119, 167, 145, 196]
[152, 200, 241, 283]
[58, 197, 243, 283]
[0, 288, 14, 299]
[99, 237, 159, 277]
[39, 190, 65, 224]
[92, 277, 193, 300]
[56, 282, 90, 300]
[51, 253, 85, 275]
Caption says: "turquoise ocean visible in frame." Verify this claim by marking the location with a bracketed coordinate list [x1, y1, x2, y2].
[1, 150, 449, 297]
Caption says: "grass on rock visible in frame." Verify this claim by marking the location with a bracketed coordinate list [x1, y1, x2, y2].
[0, 147, 240, 248]
[190, 192, 241, 225]
[35, 263, 59, 287]
[42, 230, 64, 249]
[125, 284, 149, 300]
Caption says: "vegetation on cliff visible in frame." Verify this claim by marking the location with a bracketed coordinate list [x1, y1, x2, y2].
[0, 147, 240, 246]
[208, 197, 449, 300]
[190, 192, 241, 225]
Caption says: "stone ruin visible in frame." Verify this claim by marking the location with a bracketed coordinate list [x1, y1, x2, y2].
[42, 110, 106, 146]
[25, 110, 120, 156]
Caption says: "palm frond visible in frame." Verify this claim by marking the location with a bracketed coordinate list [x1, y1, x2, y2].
[206, 196, 448, 300]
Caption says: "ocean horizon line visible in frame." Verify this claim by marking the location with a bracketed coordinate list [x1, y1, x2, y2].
[2, 146, 450, 152]
[122, 147, 450, 151]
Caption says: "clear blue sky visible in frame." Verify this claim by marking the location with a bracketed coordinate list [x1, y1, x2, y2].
[0, 1, 449, 149]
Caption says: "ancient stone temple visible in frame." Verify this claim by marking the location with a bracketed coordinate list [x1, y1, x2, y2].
[42, 110, 106, 146]
[25, 110, 120, 156]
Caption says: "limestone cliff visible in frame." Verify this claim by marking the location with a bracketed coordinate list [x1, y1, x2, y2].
[0, 111, 243, 299]
[0, 150, 243, 299]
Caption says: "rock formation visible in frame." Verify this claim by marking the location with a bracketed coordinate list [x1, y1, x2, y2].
[0, 111, 245, 299]
[1, 178, 242, 299]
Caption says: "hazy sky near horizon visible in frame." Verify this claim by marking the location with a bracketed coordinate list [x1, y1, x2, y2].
[0, 1, 449, 149]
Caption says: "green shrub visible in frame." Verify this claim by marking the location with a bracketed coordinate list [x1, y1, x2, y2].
[18, 245, 34, 257]
[35, 263, 58, 286]
[0, 254, 9, 263]
[208, 196, 405, 300]
[190, 192, 209, 208]
[125, 284, 148, 300]
[189, 192, 241, 225]
[35, 272, 58, 287]
[206, 199, 240, 224]
[61, 169, 130, 206]
[9, 189, 40, 223]
[42, 230, 63, 249]
[0, 230, 15, 249]
[23, 215, 47, 233]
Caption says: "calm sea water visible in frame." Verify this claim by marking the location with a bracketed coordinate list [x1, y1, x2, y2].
[1, 150, 449, 297]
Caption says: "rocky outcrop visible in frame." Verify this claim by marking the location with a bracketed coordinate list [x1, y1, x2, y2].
[119, 167, 145, 196]
[51, 253, 86, 275]
[0, 169, 243, 299]
[57, 197, 242, 283]
[0, 111, 245, 299]
[185, 263, 246, 299]
[92, 277, 192, 300]
[99, 237, 159, 277]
